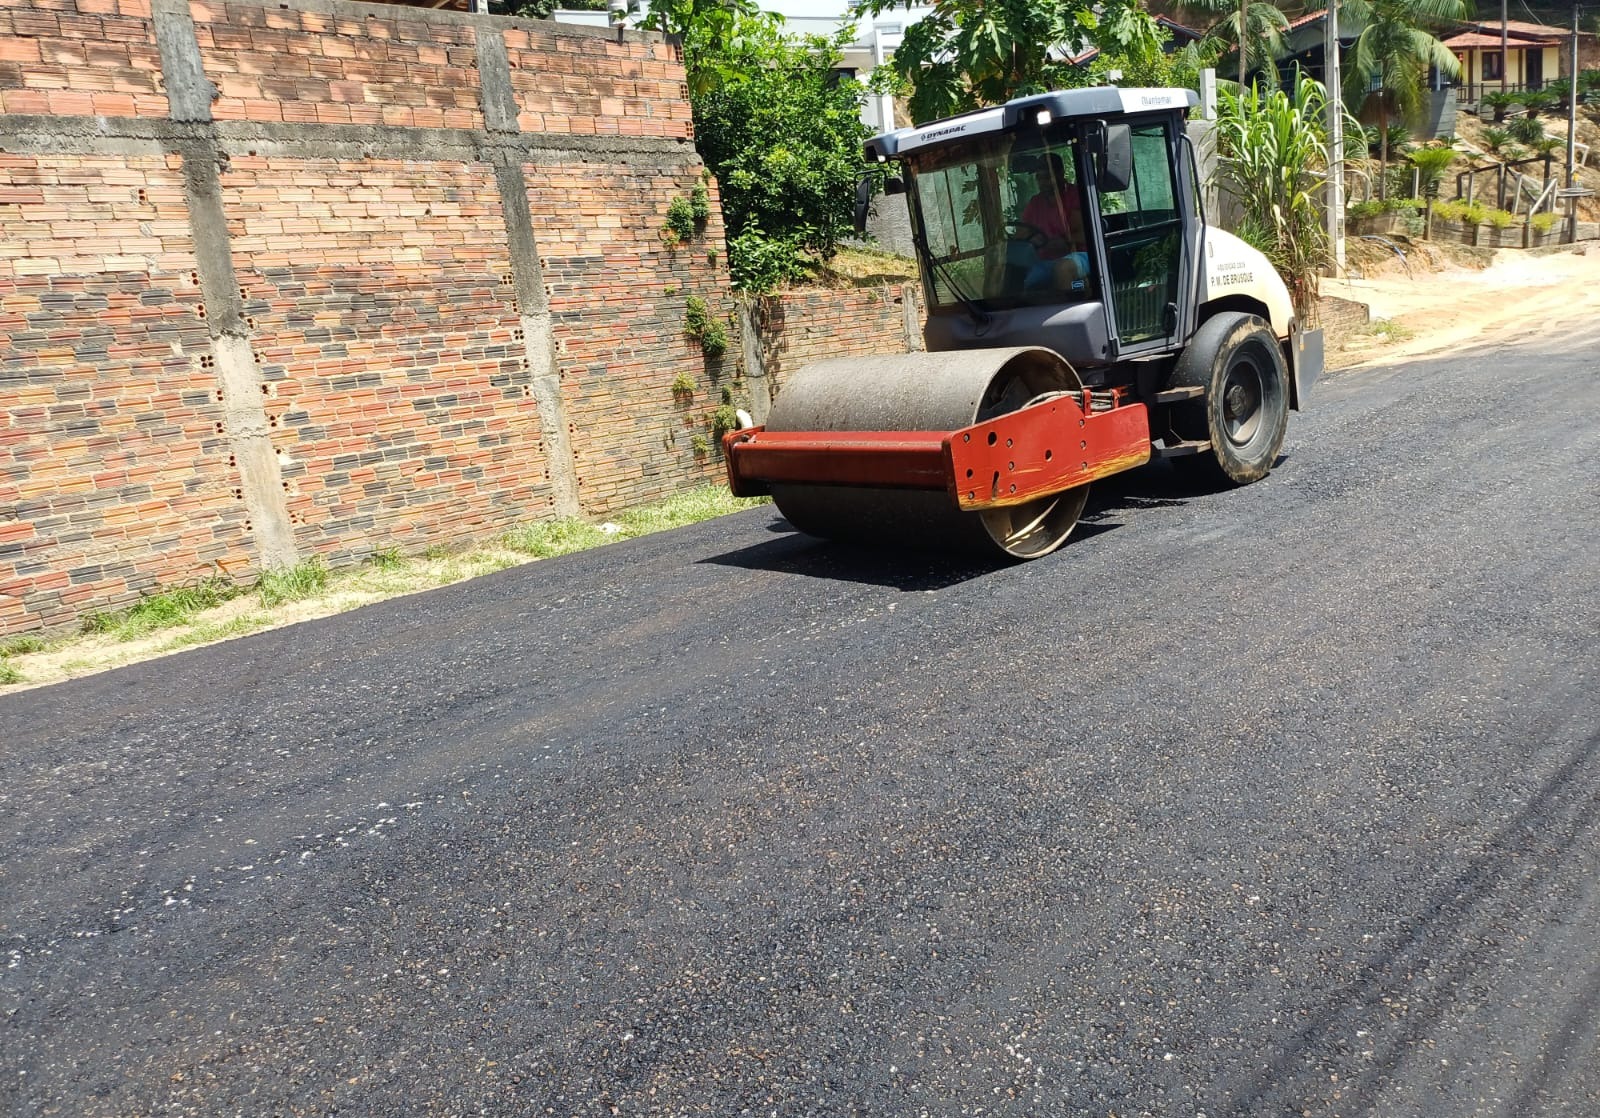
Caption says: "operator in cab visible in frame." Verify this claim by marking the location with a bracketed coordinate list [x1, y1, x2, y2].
[1014, 151, 1091, 292]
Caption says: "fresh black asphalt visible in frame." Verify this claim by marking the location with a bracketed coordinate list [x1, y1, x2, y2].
[3, 321, 1597, 1117]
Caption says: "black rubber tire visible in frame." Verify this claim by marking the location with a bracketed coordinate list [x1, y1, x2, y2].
[1167, 312, 1289, 485]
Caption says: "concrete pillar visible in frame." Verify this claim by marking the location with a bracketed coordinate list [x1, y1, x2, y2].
[155, 0, 298, 570]
[476, 21, 581, 517]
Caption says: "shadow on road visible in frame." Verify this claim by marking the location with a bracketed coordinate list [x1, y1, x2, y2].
[704, 456, 1253, 587]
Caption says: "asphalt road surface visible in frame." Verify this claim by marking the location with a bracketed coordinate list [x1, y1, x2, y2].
[4, 322, 1598, 1118]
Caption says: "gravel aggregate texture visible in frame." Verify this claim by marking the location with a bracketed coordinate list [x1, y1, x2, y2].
[3, 322, 1598, 1118]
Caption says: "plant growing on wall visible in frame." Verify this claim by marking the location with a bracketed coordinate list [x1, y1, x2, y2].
[683, 295, 728, 359]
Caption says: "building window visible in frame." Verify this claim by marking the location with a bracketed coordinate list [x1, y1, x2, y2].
[1483, 51, 1503, 81]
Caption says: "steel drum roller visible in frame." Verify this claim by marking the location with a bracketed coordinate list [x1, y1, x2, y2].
[765, 347, 1090, 559]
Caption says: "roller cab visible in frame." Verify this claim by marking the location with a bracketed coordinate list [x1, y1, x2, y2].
[726, 87, 1322, 559]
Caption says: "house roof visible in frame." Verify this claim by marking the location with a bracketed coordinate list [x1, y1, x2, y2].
[1443, 30, 1559, 49]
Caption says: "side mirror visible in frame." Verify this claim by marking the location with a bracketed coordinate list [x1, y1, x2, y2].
[853, 175, 873, 234]
[1098, 123, 1132, 194]
[854, 173, 907, 235]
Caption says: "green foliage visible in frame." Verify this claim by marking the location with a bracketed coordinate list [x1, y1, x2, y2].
[1, 634, 46, 657]
[1340, 0, 1468, 200]
[690, 434, 711, 455]
[1485, 207, 1514, 229]
[672, 371, 696, 397]
[82, 576, 243, 641]
[1520, 90, 1559, 118]
[1482, 91, 1517, 123]
[1481, 126, 1510, 152]
[663, 180, 713, 247]
[850, 0, 1097, 124]
[711, 404, 740, 441]
[683, 295, 729, 358]
[1530, 136, 1563, 157]
[727, 225, 813, 294]
[1178, 0, 1292, 87]
[505, 486, 768, 559]
[1347, 199, 1385, 218]
[664, 196, 698, 245]
[0, 633, 44, 684]
[1214, 77, 1331, 320]
[366, 547, 404, 571]
[256, 558, 328, 608]
[1508, 114, 1546, 145]
[1406, 143, 1456, 197]
[685, 14, 868, 290]
[1531, 211, 1559, 233]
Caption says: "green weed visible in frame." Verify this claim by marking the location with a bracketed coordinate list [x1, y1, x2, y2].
[1, 634, 46, 657]
[366, 547, 405, 571]
[256, 558, 328, 607]
[81, 577, 243, 641]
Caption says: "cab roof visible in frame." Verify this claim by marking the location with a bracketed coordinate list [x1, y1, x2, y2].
[864, 87, 1199, 162]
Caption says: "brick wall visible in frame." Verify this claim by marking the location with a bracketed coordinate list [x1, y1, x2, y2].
[752, 284, 923, 399]
[0, 0, 752, 636]
[0, 152, 249, 633]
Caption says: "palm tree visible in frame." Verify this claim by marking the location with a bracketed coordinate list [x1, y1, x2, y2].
[1178, 0, 1294, 88]
[1335, 0, 1468, 200]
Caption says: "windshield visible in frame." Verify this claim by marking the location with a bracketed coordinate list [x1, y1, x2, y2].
[907, 133, 1095, 313]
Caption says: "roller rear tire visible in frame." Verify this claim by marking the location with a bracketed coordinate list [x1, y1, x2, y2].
[1167, 312, 1289, 485]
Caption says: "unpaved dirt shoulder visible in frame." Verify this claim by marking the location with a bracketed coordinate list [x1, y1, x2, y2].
[1324, 244, 1600, 368]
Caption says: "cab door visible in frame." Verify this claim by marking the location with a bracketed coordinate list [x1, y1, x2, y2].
[1087, 113, 1199, 360]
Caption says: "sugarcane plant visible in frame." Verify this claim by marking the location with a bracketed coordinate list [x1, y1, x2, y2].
[1212, 75, 1334, 321]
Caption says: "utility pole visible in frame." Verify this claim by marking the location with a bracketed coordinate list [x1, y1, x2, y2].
[1501, 0, 1509, 96]
[1326, 0, 1346, 273]
[1566, 0, 1582, 242]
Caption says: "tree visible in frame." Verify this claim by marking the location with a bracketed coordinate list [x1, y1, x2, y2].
[849, 0, 1196, 125]
[678, 12, 870, 292]
[1332, 0, 1467, 200]
[1177, 0, 1293, 89]
[846, 0, 1094, 125]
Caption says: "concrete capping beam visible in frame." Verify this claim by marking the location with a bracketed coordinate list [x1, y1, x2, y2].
[736, 298, 771, 426]
[151, 0, 216, 123]
[0, 114, 698, 166]
[901, 283, 925, 352]
[202, 0, 667, 46]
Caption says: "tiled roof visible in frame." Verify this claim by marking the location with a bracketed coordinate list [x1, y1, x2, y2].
[1443, 31, 1559, 48]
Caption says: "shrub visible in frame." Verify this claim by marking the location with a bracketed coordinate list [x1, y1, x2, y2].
[1509, 114, 1546, 145]
[1348, 199, 1385, 218]
[1431, 198, 1465, 222]
[1407, 144, 1457, 198]
[1485, 207, 1514, 228]
[1481, 126, 1510, 152]
[1482, 91, 1517, 123]
[1532, 211, 1559, 233]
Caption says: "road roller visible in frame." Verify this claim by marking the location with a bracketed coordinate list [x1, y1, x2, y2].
[724, 87, 1323, 558]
